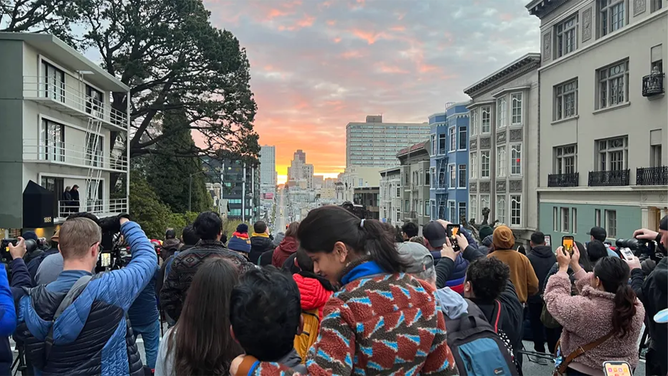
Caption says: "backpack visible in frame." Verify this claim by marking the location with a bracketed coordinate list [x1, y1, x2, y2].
[293, 308, 320, 363]
[445, 299, 518, 376]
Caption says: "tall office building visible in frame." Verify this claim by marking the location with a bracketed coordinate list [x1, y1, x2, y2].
[346, 115, 430, 168]
[288, 149, 314, 188]
[260, 145, 276, 195]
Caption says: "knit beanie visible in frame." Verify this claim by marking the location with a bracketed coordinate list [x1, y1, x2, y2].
[493, 225, 515, 250]
[236, 223, 249, 234]
[479, 225, 494, 240]
[22, 231, 38, 241]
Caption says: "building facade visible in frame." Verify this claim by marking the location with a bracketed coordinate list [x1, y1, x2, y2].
[465, 53, 541, 242]
[346, 115, 430, 168]
[337, 166, 382, 203]
[379, 167, 402, 224]
[0, 33, 130, 233]
[429, 103, 471, 223]
[397, 141, 431, 228]
[528, 0, 668, 243]
[206, 158, 259, 222]
[259, 145, 276, 196]
[287, 149, 314, 188]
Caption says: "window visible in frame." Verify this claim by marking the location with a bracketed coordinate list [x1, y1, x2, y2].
[359, 178, 364, 187]
[471, 109, 478, 136]
[496, 97, 507, 128]
[561, 207, 570, 232]
[430, 167, 436, 187]
[595, 209, 602, 227]
[85, 85, 104, 117]
[481, 151, 490, 178]
[605, 209, 617, 237]
[554, 79, 578, 120]
[496, 195, 507, 224]
[497, 146, 507, 178]
[431, 134, 437, 155]
[555, 145, 577, 174]
[425, 170, 431, 186]
[481, 106, 491, 133]
[651, 0, 663, 12]
[511, 144, 522, 175]
[598, 60, 629, 108]
[448, 201, 456, 222]
[555, 15, 577, 58]
[418, 200, 422, 215]
[511, 93, 523, 124]
[650, 144, 662, 167]
[470, 195, 477, 221]
[553, 207, 559, 232]
[405, 200, 410, 212]
[480, 195, 490, 214]
[510, 195, 521, 226]
[470, 152, 478, 179]
[396, 208, 401, 223]
[458, 165, 466, 188]
[40, 119, 65, 162]
[572, 208, 578, 234]
[458, 127, 467, 150]
[425, 201, 429, 217]
[42, 61, 65, 102]
[458, 202, 467, 222]
[439, 134, 447, 154]
[85, 133, 103, 167]
[449, 164, 456, 187]
[396, 187, 401, 198]
[449, 127, 456, 152]
[597, 136, 628, 171]
[599, 0, 626, 37]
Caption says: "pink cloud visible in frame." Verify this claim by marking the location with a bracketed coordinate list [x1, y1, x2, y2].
[350, 29, 387, 44]
[377, 62, 409, 74]
[333, 37, 342, 43]
[390, 25, 406, 32]
[326, 19, 336, 26]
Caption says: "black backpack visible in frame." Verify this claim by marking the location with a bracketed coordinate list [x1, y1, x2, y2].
[445, 299, 518, 376]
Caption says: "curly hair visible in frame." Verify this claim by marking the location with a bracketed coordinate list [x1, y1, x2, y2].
[466, 257, 510, 301]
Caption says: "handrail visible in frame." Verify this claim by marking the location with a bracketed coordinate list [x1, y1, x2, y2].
[22, 76, 128, 129]
[57, 198, 128, 218]
[22, 139, 128, 171]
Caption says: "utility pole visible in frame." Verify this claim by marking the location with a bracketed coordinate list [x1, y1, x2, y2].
[242, 163, 246, 223]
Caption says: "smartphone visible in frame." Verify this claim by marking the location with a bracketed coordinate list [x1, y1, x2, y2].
[562, 236, 575, 255]
[619, 247, 635, 261]
[446, 224, 461, 251]
[603, 361, 632, 376]
[544, 235, 552, 247]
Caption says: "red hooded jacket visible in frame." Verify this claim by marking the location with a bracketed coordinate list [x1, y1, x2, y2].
[272, 237, 298, 268]
[292, 273, 333, 318]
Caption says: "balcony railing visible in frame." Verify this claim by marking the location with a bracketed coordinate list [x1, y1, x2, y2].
[23, 140, 128, 171]
[58, 198, 128, 219]
[636, 166, 668, 185]
[642, 73, 665, 97]
[23, 76, 128, 129]
[588, 170, 630, 187]
[548, 172, 579, 187]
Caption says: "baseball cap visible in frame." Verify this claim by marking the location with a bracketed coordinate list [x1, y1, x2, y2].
[423, 221, 446, 248]
[397, 242, 435, 274]
[588, 226, 607, 241]
[660, 215, 667, 231]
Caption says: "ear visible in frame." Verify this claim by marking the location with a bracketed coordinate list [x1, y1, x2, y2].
[464, 281, 471, 292]
[230, 325, 238, 343]
[333, 241, 348, 262]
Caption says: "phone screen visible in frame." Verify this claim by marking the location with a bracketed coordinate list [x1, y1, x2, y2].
[620, 248, 634, 260]
[562, 236, 574, 254]
[446, 224, 460, 251]
[603, 361, 632, 376]
[100, 253, 111, 268]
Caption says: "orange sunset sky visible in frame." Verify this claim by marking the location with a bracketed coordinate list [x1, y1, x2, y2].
[205, 0, 539, 184]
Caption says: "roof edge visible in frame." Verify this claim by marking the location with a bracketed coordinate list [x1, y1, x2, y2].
[463, 53, 541, 96]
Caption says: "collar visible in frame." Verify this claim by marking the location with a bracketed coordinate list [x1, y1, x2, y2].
[196, 239, 225, 247]
[232, 231, 249, 239]
[340, 260, 384, 285]
[252, 232, 270, 238]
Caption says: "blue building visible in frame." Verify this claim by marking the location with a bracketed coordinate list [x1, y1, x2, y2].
[429, 102, 471, 222]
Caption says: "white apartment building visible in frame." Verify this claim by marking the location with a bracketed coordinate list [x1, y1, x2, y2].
[380, 166, 402, 224]
[0, 33, 130, 232]
[346, 115, 430, 168]
[528, 0, 668, 241]
[337, 166, 383, 203]
[259, 145, 276, 196]
[464, 53, 541, 242]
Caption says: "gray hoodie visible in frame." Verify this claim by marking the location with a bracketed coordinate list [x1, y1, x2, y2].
[479, 234, 494, 255]
[273, 232, 286, 248]
[434, 286, 468, 319]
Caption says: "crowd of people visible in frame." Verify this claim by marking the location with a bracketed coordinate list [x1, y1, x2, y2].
[0, 205, 665, 376]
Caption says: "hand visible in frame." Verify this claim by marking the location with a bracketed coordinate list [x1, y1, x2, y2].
[556, 247, 570, 271]
[569, 245, 582, 273]
[120, 217, 130, 226]
[624, 255, 642, 270]
[8, 238, 27, 260]
[441, 238, 460, 262]
[633, 228, 659, 241]
[455, 233, 469, 251]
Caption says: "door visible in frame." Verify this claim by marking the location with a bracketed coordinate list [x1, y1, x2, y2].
[41, 176, 64, 217]
[41, 119, 65, 162]
[42, 62, 65, 102]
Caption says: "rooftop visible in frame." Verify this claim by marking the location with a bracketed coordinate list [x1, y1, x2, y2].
[0, 32, 129, 92]
[463, 53, 540, 96]
[397, 140, 430, 157]
[526, 0, 569, 18]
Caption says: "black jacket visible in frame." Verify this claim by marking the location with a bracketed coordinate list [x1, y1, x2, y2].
[258, 249, 274, 266]
[249, 236, 275, 265]
[26, 248, 59, 285]
[631, 258, 667, 366]
[527, 245, 556, 303]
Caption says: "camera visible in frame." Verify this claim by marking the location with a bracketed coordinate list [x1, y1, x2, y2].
[1, 238, 39, 263]
[615, 238, 657, 261]
[340, 201, 368, 219]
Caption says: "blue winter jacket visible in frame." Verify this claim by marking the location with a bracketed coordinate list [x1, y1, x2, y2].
[15, 221, 157, 376]
[0, 264, 17, 375]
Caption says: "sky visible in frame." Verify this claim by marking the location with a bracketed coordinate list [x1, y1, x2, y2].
[205, 0, 540, 184]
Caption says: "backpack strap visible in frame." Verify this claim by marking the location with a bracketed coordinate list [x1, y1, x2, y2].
[557, 331, 615, 374]
[493, 300, 502, 333]
[44, 275, 93, 362]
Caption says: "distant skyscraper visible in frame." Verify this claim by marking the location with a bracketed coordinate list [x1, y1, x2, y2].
[346, 115, 431, 168]
[294, 149, 306, 163]
[260, 145, 276, 194]
[288, 149, 314, 188]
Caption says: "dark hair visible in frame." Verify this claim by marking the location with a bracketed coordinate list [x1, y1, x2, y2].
[169, 258, 241, 375]
[576, 241, 594, 272]
[165, 228, 176, 239]
[586, 240, 608, 265]
[466, 257, 510, 301]
[285, 222, 299, 238]
[594, 257, 637, 338]
[295, 249, 314, 273]
[193, 212, 222, 240]
[517, 245, 526, 255]
[402, 222, 419, 238]
[253, 221, 267, 234]
[298, 206, 408, 274]
[230, 267, 301, 361]
[530, 231, 545, 245]
[181, 225, 200, 246]
[380, 222, 399, 242]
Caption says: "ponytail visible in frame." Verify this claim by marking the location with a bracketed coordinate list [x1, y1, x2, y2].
[359, 219, 409, 273]
[594, 257, 637, 338]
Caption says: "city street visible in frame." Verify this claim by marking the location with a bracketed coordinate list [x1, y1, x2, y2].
[274, 188, 289, 234]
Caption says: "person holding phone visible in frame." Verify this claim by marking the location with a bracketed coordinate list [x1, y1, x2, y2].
[544, 245, 645, 375]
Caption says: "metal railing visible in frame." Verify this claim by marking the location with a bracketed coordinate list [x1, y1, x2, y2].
[22, 140, 128, 171]
[642, 73, 665, 97]
[23, 76, 128, 128]
[636, 166, 668, 185]
[588, 170, 630, 186]
[547, 172, 579, 187]
[58, 198, 128, 218]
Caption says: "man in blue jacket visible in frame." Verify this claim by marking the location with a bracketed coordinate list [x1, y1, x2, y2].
[14, 215, 157, 375]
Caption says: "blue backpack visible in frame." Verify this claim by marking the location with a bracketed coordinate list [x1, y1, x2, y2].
[445, 299, 518, 376]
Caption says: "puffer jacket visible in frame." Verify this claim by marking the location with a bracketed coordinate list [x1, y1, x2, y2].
[444, 254, 469, 294]
[15, 221, 156, 376]
[272, 237, 298, 269]
[544, 269, 645, 374]
[249, 235, 275, 264]
[479, 234, 494, 254]
[527, 245, 556, 304]
[292, 273, 333, 318]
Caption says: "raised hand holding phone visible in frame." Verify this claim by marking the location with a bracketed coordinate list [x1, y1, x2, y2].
[556, 246, 571, 272]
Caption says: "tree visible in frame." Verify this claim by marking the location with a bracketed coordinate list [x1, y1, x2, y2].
[128, 170, 172, 239]
[139, 107, 212, 214]
[0, 0, 83, 44]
